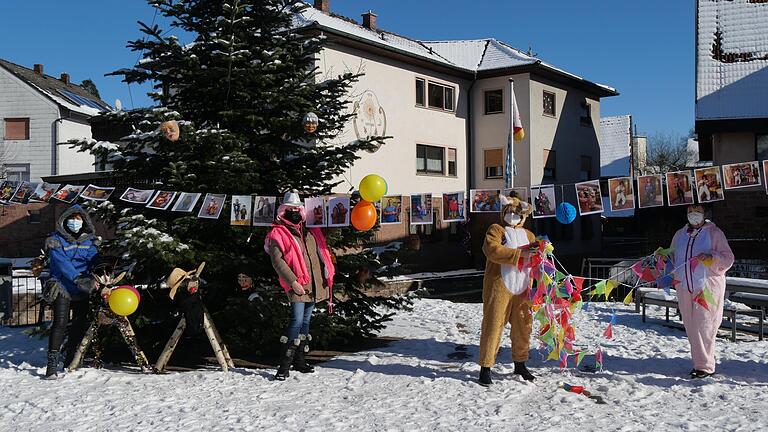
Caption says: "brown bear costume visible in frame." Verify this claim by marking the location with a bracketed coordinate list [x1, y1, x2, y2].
[478, 195, 537, 386]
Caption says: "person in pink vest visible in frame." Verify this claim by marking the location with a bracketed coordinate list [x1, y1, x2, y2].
[669, 203, 734, 378]
[264, 191, 335, 381]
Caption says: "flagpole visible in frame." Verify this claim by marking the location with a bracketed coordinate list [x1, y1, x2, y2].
[505, 78, 515, 189]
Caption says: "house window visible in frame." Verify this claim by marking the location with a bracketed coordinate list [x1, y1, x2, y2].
[415, 78, 425, 107]
[543, 91, 556, 117]
[28, 209, 41, 224]
[757, 134, 768, 160]
[484, 148, 503, 179]
[447, 148, 457, 176]
[580, 155, 592, 181]
[416, 144, 444, 174]
[5, 164, 30, 182]
[426, 81, 455, 112]
[543, 149, 556, 180]
[484, 89, 503, 114]
[580, 102, 592, 126]
[4, 118, 30, 140]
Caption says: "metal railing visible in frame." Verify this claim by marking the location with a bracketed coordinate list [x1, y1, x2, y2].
[581, 257, 640, 301]
[0, 275, 46, 327]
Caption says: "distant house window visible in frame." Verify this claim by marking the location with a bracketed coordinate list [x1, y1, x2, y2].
[543, 149, 556, 180]
[426, 81, 455, 112]
[417, 144, 444, 174]
[543, 91, 556, 117]
[484, 89, 504, 114]
[28, 209, 41, 224]
[484, 148, 503, 179]
[758, 134, 768, 160]
[415, 78, 425, 107]
[4, 118, 30, 140]
[580, 156, 592, 181]
[5, 164, 30, 182]
[580, 102, 592, 126]
[447, 148, 457, 176]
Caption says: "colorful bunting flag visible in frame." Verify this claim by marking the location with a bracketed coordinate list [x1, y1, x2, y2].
[604, 279, 618, 300]
[623, 289, 634, 305]
[603, 323, 613, 339]
[595, 349, 604, 370]
[576, 351, 587, 366]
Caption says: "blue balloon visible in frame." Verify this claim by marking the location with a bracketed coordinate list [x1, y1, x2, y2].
[556, 202, 577, 224]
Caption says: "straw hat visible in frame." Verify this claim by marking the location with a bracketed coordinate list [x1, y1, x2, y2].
[166, 262, 205, 299]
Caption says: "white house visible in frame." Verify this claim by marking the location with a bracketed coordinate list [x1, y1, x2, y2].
[0, 59, 110, 183]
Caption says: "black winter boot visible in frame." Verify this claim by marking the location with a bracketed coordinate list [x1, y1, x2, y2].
[44, 351, 59, 379]
[478, 366, 493, 386]
[275, 337, 300, 381]
[514, 361, 535, 381]
[292, 334, 315, 374]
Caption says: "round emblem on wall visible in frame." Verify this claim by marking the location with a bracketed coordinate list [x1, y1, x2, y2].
[353, 90, 387, 153]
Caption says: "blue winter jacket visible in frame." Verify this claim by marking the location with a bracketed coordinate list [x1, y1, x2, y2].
[44, 205, 100, 300]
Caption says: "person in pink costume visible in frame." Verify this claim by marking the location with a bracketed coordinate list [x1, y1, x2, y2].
[669, 204, 734, 378]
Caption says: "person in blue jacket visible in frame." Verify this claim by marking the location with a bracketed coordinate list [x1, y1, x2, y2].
[43, 205, 100, 378]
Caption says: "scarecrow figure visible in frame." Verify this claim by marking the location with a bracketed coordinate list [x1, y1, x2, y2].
[478, 195, 539, 386]
[154, 263, 234, 372]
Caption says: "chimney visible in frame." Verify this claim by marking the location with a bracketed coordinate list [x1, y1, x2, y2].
[313, 0, 329, 13]
[33, 64, 44, 75]
[60, 73, 70, 85]
[362, 11, 377, 31]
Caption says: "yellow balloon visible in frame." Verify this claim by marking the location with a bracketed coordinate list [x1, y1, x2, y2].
[359, 174, 387, 202]
[108, 288, 140, 316]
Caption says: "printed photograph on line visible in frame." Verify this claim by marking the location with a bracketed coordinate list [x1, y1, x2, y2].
[575, 180, 604, 216]
[147, 191, 177, 210]
[531, 185, 556, 219]
[10, 181, 38, 204]
[722, 161, 762, 189]
[380, 195, 403, 225]
[252, 196, 277, 226]
[0, 181, 19, 203]
[28, 183, 61, 203]
[470, 189, 501, 213]
[119, 187, 155, 205]
[327, 196, 351, 227]
[503, 187, 529, 203]
[230, 195, 252, 226]
[410, 193, 433, 225]
[172, 192, 202, 213]
[51, 184, 84, 203]
[636, 175, 664, 208]
[694, 167, 724, 203]
[305, 197, 327, 228]
[197, 193, 226, 219]
[442, 191, 465, 222]
[80, 184, 115, 201]
[666, 171, 694, 207]
[608, 177, 635, 211]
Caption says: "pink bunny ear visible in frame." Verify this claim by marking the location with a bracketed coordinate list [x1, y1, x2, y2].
[499, 194, 511, 206]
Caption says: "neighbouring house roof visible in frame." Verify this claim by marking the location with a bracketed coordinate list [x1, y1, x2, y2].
[294, 6, 617, 97]
[599, 115, 632, 177]
[696, 0, 768, 120]
[0, 58, 111, 117]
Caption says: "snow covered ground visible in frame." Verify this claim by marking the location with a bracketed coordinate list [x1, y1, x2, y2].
[2, 299, 768, 431]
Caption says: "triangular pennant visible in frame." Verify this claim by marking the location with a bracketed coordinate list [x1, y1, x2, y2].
[655, 246, 673, 257]
[595, 349, 604, 370]
[547, 348, 560, 361]
[604, 279, 618, 300]
[572, 276, 585, 293]
[690, 256, 700, 273]
[694, 293, 710, 311]
[576, 351, 587, 366]
[555, 271, 567, 283]
[622, 289, 634, 305]
[603, 323, 613, 339]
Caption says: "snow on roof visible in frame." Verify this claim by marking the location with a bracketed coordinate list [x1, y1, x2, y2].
[599, 115, 632, 177]
[295, 6, 616, 95]
[696, 0, 768, 120]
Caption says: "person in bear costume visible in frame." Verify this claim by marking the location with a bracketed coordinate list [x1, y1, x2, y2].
[478, 194, 538, 386]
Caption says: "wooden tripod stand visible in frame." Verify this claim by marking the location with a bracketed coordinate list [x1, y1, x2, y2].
[154, 305, 234, 372]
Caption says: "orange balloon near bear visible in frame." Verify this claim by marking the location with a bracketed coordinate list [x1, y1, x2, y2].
[351, 201, 377, 231]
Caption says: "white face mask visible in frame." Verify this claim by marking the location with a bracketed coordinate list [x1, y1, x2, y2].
[504, 214, 522, 227]
[687, 212, 704, 226]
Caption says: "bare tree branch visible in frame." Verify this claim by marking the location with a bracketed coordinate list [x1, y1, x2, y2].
[642, 132, 696, 174]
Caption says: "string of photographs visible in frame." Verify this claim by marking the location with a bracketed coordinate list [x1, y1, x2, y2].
[0, 160, 766, 226]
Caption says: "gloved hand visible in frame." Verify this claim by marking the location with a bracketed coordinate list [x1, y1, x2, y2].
[42, 279, 70, 303]
[74, 275, 96, 294]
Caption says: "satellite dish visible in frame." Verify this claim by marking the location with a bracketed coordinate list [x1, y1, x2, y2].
[115, 99, 122, 111]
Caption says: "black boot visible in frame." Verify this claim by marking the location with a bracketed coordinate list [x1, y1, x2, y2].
[478, 366, 493, 386]
[275, 337, 299, 381]
[514, 361, 535, 381]
[292, 334, 315, 374]
[44, 351, 59, 379]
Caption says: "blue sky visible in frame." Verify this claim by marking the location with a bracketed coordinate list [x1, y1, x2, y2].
[0, 0, 693, 136]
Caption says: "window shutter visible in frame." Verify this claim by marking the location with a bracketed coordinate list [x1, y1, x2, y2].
[4, 118, 29, 140]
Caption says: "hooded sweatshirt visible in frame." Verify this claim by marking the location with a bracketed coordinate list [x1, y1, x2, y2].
[44, 205, 100, 300]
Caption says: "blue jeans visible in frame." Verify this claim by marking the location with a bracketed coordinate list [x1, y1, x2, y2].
[285, 301, 314, 341]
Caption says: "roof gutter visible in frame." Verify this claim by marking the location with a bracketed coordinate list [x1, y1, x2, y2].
[466, 72, 477, 193]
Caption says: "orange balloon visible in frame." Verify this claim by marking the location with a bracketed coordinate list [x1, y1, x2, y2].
[351, 201, 377, 231]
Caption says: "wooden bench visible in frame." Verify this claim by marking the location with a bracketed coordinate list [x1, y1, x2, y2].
[725, 277, 768, 341]
[640, 290, 764, 342]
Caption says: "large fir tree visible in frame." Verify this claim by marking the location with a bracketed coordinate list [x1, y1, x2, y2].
[78, 0, 407, 358]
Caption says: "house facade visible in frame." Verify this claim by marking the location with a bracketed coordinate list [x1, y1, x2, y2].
[296, 1, 617, 265]
[695, 0, 768, 251]
[0, 59, 110, 258]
